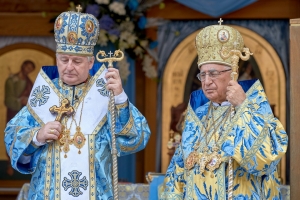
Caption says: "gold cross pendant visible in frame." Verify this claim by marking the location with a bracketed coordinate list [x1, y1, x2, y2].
[59, 130, 73, 158]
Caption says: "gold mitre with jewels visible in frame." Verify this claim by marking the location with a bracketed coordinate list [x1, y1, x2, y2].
[195, 19, 252, 71]
[54, 5, 99, 56]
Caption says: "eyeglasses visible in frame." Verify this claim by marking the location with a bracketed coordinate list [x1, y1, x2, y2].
[196, 69, 231, 82]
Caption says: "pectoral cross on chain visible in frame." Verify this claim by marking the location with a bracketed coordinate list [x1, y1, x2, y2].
[49, 98, 74, 122]
[60, 130, 73, 158]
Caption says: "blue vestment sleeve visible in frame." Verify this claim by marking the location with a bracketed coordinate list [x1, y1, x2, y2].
[160, 146, 185, 199]
[107, 100, 151, 156]
[4, 106, 44, 174]
[223, 92, 288, 177]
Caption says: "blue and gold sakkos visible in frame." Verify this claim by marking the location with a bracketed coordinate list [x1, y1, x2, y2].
[160, 80, 288, 199]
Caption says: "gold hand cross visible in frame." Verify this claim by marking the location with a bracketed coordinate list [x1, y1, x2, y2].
[49, 98, 74, 122]
[96, 49, 124, 68]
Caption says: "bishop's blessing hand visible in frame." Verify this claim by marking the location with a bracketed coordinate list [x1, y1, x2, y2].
[105, 68, 123, 96]
[36, 121, 62, 143]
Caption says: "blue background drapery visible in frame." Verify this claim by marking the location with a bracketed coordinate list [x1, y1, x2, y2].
[175, 0, 257, 17]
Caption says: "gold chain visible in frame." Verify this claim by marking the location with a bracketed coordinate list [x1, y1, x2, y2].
[211, 103, 231, 146]
[193, 102, 230, 152]
[72, 99, 84, 128]
[205, 102, 230, 149]
[59, 78, 89, 156]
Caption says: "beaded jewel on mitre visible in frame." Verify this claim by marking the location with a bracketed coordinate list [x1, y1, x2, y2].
[195, 21, 244, 68]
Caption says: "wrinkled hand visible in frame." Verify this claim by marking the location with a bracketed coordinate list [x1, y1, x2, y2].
[36, 121, 62, 143]
[105, 68, 123, 96]
[226, 80, 246, 107]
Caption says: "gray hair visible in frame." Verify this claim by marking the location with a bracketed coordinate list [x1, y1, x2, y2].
[87, 56, 94, 62]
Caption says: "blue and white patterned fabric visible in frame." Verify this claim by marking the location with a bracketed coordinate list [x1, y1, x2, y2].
[54, 10, 99, 56]
[4, 64, 151, 200]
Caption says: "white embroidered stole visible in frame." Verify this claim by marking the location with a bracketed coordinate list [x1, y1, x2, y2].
[27, 64, 109, 199]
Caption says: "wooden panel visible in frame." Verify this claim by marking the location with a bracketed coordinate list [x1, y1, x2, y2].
[0, 0, 69, 12]
[0, 12, 60, 36]
[147, 0, 300, 19]
[143, 77, 157, 182]
[142, 28, 158, 182]
[290, 18, 300, 199]
[135, 58, 145, 183]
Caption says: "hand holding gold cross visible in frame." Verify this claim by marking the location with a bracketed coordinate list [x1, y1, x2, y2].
[96, 49, 124, 200]
[46, 98, 74, 143]
[49, 98, 74, 122]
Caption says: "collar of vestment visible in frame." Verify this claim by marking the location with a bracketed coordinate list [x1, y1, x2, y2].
[27, 63, 109, 135]
[212, 101, 231, 107]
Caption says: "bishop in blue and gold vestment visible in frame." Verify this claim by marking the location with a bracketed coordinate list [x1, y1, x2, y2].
[4, 7, 150, 200]
[161, 20, 288, 199]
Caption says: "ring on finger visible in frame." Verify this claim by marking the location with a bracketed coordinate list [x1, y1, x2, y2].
[50, 129, 55, 134]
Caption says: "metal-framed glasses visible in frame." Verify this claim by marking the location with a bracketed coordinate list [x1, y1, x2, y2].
[196, 69, 232, 82]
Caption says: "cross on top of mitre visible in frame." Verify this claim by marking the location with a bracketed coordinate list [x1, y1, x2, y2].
[218, 18, 223, 25]
[49, 98, 74, 122]
[76, 5, 82, 12]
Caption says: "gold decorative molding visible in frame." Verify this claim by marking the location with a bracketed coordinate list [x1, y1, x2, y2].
[161, 26, 286, 183]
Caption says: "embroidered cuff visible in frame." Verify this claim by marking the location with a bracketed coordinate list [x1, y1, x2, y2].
[117, 114, 134, 136]
[115, 100, 129, 110]
[119, 132, 145, 152]
[23, 128, 43, 155]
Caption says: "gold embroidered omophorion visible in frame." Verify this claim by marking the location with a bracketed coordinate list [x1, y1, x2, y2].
[185, 102, 230, 177]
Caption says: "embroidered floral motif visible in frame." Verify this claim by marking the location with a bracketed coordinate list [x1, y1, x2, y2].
[30, 85, 50, 107]
[79, 16, 98, 44]
[62, 170, 88, 197]
[96, 78, 109, 97]
[69, 14, 79, 33]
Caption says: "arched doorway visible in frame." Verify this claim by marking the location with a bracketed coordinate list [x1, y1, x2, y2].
[0, 43, 55, 186]
[161, 26, 286, 183]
